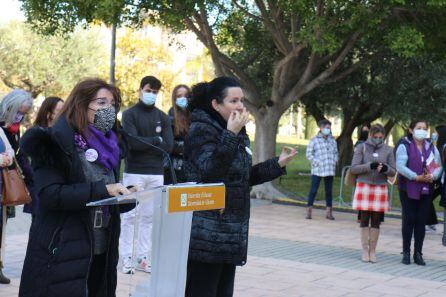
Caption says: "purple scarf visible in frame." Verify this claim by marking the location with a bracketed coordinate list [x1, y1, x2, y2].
[405, 140, 434, 200]
[77, 125, 120, 171]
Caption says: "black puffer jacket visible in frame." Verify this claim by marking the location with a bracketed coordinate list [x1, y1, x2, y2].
[18, 117, 133, 297]
[184, 109, 286, 266]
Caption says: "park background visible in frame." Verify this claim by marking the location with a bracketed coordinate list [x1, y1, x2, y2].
[0, 0, 446, 211]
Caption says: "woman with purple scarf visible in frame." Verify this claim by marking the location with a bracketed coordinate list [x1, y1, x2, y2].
[18, 79, 135, 297]
[396, 120, 443, 266]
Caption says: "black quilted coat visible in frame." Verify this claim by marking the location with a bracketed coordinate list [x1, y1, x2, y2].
[18, 117, 133, 297]
[184, 109, 286, 266]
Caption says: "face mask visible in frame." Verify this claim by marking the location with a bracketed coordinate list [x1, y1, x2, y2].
[176, 97, 188, 109]
[413, 129, 428, 141]
[360, 131, 369, 141]
[14, 112, 25, 123]
[371, 137, 384, 146]
[321, 128, 331, 136]
[141, 92, 157, 106]
[432, 133, 438, 142]
[7, 123, 20, 135]
[92, 107, 116, 133]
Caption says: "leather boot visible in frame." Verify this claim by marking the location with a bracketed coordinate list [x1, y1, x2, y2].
[369, 228, 380, 263]
[402, 252, 411, 265]
[306, 207, 312, 220]
[0, 261, 10, 284]
[360, 228, 370, 262]
[326, 207, 335, 220]
[414, 252, 426, 266]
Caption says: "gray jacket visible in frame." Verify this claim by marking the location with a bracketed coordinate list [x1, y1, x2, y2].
[350, 140, 396, 185]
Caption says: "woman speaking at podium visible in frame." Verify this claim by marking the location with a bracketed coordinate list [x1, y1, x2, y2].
[184, 76, 297, 297]
[18, 78, 133, 297]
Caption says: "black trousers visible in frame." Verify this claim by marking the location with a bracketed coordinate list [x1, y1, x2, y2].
[400, 190, 430, 253]
[186, 260, 236, 297]
[88, 253, 107, 297]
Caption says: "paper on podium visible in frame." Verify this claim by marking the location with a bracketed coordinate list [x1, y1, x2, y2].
[86, 185, 164, 207]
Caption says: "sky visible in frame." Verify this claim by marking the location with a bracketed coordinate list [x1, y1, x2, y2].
[0, 0, 24, 24]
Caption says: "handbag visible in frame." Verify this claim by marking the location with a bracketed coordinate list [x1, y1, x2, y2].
[344, 168, 357, 187]
[344, 144, 366, 187]
[2, 156, 32, 206]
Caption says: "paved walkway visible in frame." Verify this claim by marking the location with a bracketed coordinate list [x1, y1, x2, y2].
[1, 202, 445, 296]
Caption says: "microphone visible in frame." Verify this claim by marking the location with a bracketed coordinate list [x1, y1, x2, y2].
[118, 128, 178, 185]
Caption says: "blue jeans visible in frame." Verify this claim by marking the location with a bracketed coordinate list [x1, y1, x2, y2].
[307, 175, 333, 207]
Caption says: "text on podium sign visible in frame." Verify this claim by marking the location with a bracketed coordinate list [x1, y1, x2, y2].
[167, 185, 225, 213]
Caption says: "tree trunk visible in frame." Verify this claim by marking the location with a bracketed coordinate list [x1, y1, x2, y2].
[250, 107, 287, 199]
[109, 23, 117, 85]
[336, 133, 354, 176]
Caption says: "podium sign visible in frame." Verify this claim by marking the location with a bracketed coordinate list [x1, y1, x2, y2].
[88, 183, 225, 297]
[167, 185, 225, 213]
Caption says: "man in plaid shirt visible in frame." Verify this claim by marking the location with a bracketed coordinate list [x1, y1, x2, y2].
[306, 119, 339, 220]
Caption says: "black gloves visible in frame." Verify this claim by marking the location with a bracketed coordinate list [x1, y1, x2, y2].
[370, 162, 389, 173]
[370, 162, 379, 170]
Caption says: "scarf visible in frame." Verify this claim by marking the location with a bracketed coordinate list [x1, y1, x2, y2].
[78, 125, 120, 171]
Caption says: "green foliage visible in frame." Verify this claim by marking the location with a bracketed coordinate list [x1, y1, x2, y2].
[387, 26, 424, 58]
[0, 21, 106, 97]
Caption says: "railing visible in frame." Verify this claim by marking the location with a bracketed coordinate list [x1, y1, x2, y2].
[338, 165, 395, 207]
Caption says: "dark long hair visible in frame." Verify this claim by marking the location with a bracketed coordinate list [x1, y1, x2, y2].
[60, 78, 121, 133]
[407, 120, 429, 140]
[189, 76, 241, 124]
[435, 125, 446, 160]
[34, 96, 64, 127]
[171, 84, 191, 137]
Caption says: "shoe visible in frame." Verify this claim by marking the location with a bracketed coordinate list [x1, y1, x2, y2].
[326, 207, 335, 220]
[427, 225, 437, 232]
[306, 207, 312, 220]
[402, 252, 411, 265]
[0, 269, 11, 284]
[122, 256, 135, 274]
[369, 228, 380, 263]
[414, 252, 426, 266]
[136, 257, 151, 273]
[360, 228, 370, 262]
[0, 262, 10, 284]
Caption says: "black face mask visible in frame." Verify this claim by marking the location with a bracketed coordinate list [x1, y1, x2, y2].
[360, 131, 369, 141]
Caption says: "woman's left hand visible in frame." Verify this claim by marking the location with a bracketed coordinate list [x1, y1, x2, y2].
[278, 146, 298, 168]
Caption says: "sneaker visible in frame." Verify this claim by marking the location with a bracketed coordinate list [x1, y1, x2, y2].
[122, 256, 135, 274]
[136, 257, 151, 273]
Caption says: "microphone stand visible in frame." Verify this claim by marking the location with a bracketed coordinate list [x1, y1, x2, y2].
[119, 129, 178, 185]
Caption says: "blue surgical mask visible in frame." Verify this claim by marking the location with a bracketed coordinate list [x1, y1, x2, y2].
[414, 129, 428, 141]
[432, 133, 438, 142]
[176, 97, 188, 109]
[322, 128, 331, 136]
[141, 92, 157, 106]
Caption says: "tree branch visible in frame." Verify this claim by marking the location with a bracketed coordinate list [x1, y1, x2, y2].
[285, 31, 361, 106]
[231, 1, 262, 21]
[186, 8, 261, 107]
[254, 0, 292, 55]
[322, 58, 369, 85]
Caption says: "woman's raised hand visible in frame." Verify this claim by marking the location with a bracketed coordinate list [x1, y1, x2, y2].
[227, 108, 249, 135]
[278, 146, 298, 168]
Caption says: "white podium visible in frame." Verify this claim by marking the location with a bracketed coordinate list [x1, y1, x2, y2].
[87, 182, 225, 297]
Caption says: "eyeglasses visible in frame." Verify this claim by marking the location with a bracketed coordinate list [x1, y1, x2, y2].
[90, 97, 118, 110]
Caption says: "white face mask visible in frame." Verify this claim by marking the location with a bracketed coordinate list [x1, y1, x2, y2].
[414, 129, 428, 141]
